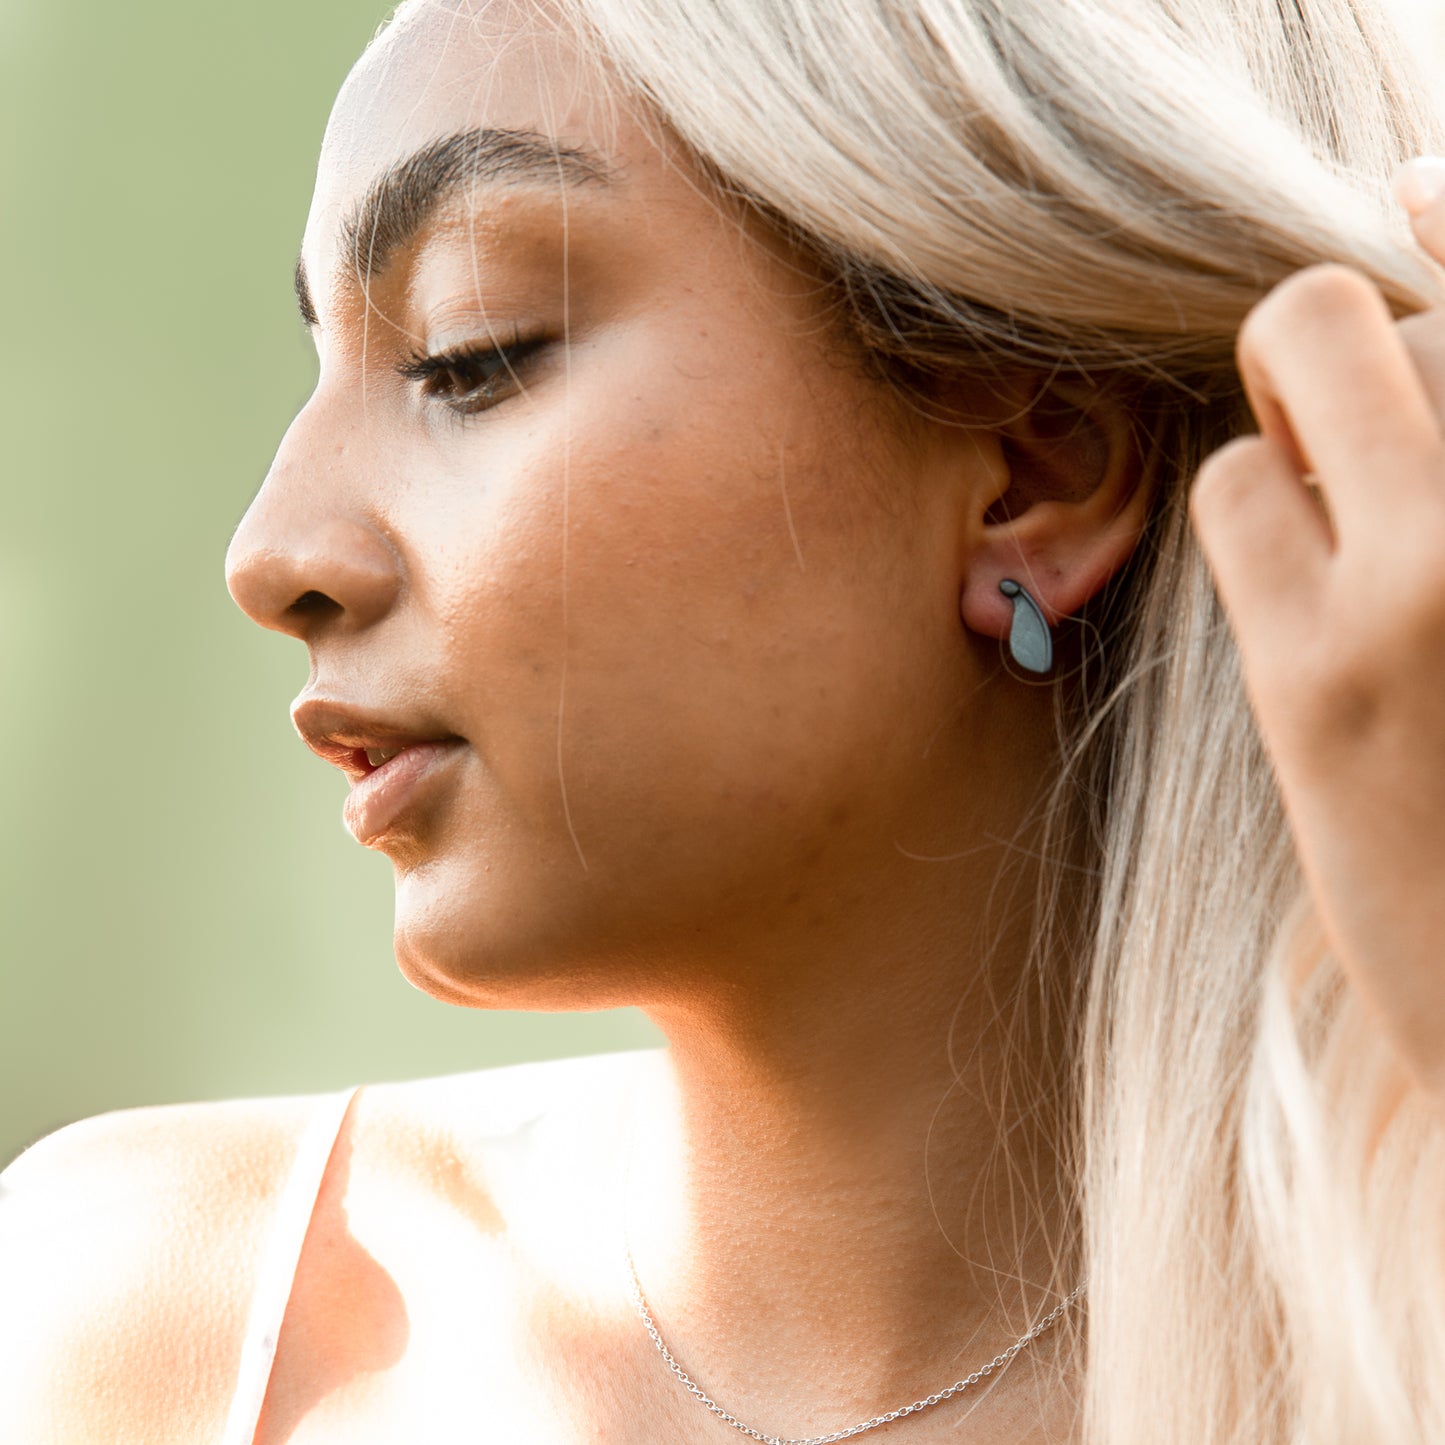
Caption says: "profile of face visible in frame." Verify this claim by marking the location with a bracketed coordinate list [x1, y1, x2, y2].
[225, 0, 1130, 1011]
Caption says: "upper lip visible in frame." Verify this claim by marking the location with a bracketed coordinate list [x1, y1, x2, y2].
[291, 695, 463, 782]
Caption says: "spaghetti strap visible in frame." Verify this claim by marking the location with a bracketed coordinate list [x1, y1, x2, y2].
[219, 1086, 361, 1445]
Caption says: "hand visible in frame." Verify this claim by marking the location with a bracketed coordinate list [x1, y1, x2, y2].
[1189, 160, 1445, 1102]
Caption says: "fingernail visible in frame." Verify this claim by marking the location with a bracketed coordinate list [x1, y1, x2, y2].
[1393, 155, 1445, 214]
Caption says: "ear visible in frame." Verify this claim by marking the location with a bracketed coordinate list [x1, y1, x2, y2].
[955, 375, 1151, 650]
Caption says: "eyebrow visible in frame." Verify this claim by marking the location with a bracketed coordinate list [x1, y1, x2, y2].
[294, 126, 614, 326]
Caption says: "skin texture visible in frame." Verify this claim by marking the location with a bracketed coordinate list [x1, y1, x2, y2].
[216, 5, 1137, 1438]
[5, 1, 1445, 1442]
[1192, 227, 1445, 1104]
[231, 3, 1143, 1014]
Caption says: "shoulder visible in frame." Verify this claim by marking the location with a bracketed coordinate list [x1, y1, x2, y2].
[0, 1092, 317, 1443]
[341, 1048, 659, 1261]
[366, 1045, 659, 1141]
[355, 1047, 659, 1184]
[0, 1049, 661, 1442]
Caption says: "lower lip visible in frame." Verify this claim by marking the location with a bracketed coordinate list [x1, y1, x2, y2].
[342, 741, 465, 845]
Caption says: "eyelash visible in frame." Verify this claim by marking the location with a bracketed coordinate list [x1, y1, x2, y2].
[396, 329, 546, 416]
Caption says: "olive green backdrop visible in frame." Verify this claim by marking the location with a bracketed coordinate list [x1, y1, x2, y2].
[0, 0, 659, 1167]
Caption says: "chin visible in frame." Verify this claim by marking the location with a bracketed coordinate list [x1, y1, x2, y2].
[388, 853, 646, 1013]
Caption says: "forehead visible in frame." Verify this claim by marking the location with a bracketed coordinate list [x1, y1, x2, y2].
[302, 0, 645, 279]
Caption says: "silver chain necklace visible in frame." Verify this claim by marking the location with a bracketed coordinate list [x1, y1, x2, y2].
[625, 1249, 1086, 1445]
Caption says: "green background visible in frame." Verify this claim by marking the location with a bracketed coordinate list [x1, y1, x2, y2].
[0, 0, 658, 1167]
[6, 0, 1445, 1170]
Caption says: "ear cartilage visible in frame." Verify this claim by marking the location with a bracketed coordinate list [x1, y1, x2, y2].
[999, 579, 1054, 675]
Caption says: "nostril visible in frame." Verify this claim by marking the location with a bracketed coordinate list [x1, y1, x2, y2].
[286, 590, 343, 623]
[226, 512, 401, 638]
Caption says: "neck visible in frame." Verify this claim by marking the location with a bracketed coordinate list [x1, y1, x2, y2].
[624, 820, 1083, 1435]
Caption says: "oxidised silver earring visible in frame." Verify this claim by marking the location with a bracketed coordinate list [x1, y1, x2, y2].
[999, 579, 1053, 675]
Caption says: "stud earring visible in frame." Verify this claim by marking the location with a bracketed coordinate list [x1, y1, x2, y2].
[999, 579, 1053, 675]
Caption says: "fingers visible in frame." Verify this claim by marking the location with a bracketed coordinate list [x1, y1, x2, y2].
[1190, 433, 1329, 658]
[1195, 166, 1445, 667]
[1395, 155, 1445, 419]
[1234, 265, 1445, 541]
[1396, 312, 1445, 422]
[1394, 155, 1445, 261]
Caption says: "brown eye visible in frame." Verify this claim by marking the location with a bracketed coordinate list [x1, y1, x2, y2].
[433, 355, 507, 403]
[397, 336, 545, 416]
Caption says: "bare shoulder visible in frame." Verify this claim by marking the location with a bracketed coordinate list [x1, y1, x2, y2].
[0, 1091, 322, 1445]
[0, 1050, 661, 1443]
[364, 1046, 662, 1144]
[349, 1047, 661, 1230]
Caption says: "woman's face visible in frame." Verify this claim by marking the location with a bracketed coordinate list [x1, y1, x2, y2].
[226, 0, 1024, 1007]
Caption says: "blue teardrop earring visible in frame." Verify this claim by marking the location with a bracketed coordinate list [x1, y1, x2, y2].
[999, 580, 1053, 675]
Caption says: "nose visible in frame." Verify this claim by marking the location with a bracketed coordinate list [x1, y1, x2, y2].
[225, 427, 401, 642]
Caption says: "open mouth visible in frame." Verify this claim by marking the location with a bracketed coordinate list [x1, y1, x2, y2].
[339, 738, 468, 845]
[359, 746, 406, 771]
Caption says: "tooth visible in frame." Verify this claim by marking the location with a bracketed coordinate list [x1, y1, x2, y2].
[366, 747, 401, 767]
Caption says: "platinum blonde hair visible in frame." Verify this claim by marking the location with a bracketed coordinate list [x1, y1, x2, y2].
[530, 0, 1445, 1439]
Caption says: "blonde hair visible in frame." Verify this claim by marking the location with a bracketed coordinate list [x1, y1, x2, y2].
[544, 0, 1445, 1439]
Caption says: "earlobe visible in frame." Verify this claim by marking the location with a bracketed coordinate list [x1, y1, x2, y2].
[955, 378, 1150, 663]
[998, 579, 1054, 674]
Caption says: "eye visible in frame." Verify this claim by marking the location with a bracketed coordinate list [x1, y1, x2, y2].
[396, 331, 546, 416]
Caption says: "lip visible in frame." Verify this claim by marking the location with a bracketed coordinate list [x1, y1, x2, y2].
[290, 695, 466, 844]
[341, 739, 466, 845]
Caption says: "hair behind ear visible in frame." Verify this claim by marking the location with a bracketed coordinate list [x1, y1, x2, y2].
[566, 0, 1445, 1437]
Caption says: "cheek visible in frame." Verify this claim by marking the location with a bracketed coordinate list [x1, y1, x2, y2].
[386, 337, 945, 984]
[556, 372, 899, 723]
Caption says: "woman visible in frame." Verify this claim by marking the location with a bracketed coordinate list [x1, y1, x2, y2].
[5, 0, 1445, 1439]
